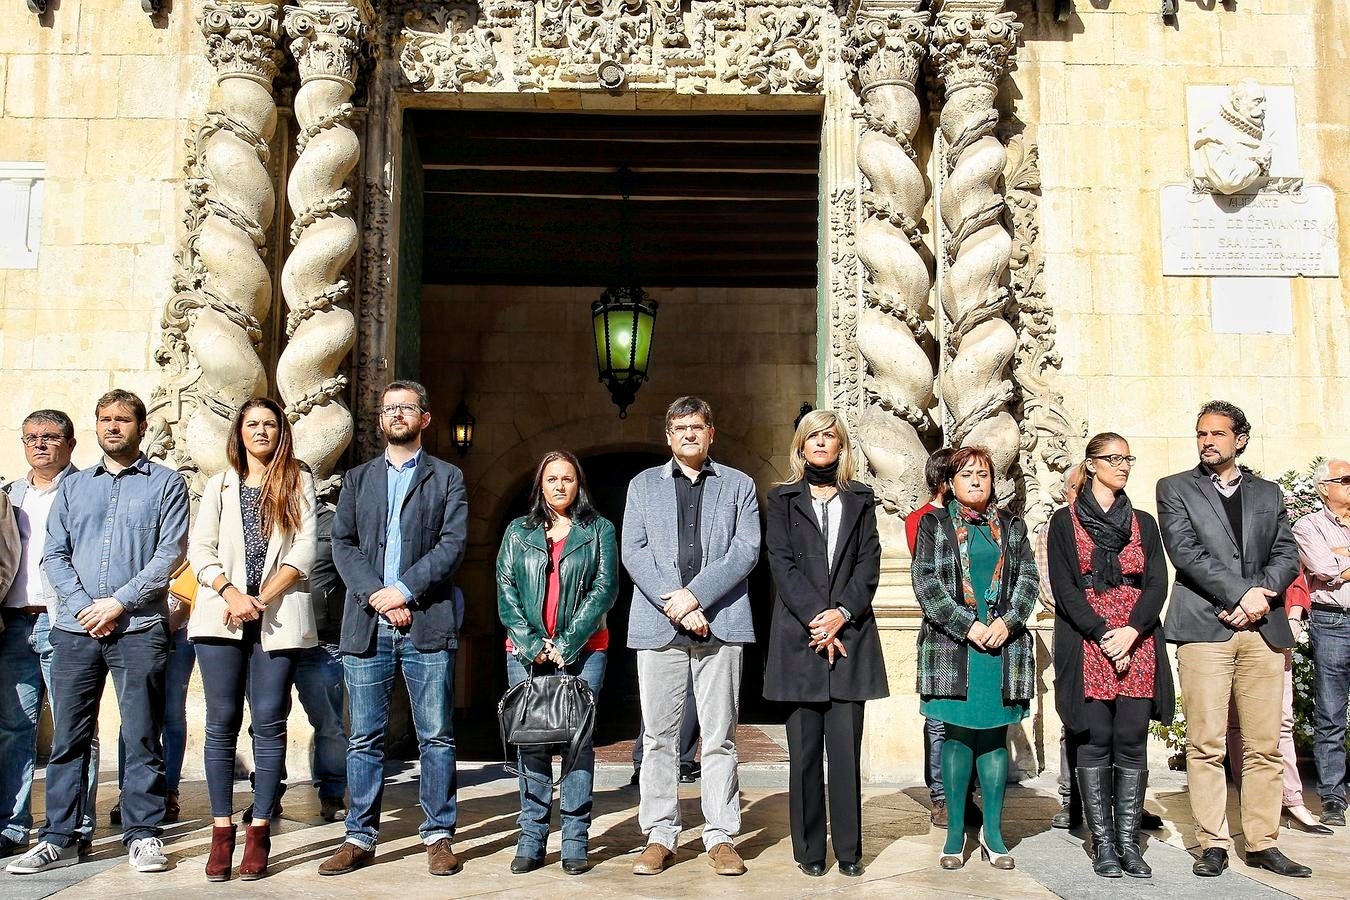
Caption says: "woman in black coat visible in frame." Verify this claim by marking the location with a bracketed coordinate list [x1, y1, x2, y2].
[765, 409, 889, 878]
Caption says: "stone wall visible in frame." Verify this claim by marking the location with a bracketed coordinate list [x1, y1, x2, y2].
[0, 1, 206, 477]
[1017, 0, 1349, 502]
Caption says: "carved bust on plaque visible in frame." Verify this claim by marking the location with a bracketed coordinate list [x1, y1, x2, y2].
[1191, 80, 1273, 195]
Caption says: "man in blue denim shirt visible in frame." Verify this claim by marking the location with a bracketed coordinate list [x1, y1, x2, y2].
[7, 390, 188, 877]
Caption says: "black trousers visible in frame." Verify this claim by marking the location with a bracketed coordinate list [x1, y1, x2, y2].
[1076, 696, 1151, 769]
[43, 624, 168, 847]
[786, 699, 865, 866]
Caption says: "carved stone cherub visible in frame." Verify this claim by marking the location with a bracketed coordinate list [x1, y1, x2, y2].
[1192, 80, 1273, 195]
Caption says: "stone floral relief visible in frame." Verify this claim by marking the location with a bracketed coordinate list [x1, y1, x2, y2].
[398, 4, 501, 91]
[721, 5, 823, 94]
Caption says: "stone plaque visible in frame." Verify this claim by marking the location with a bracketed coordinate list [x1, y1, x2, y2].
[1160, 184, 1340, 277]
[1210, 277, 1293, 334]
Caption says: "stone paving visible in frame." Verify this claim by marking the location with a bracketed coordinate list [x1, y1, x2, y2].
[6, 761, 1348, 900]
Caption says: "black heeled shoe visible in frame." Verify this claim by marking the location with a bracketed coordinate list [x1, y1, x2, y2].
[1282, 812, 1334, 836]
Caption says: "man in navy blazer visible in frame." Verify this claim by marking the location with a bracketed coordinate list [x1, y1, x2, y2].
[323, 381, 468, 878]
[622, 397, 760, 877]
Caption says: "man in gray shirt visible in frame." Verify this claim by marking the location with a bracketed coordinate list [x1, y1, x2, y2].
[623, 397, 760, 877]
[8, 390, 188, 876]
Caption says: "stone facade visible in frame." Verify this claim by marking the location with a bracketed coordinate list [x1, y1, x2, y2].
[0, 0, 1347, 781]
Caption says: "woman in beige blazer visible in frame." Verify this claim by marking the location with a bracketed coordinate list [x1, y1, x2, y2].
[189, 397, 317, 882]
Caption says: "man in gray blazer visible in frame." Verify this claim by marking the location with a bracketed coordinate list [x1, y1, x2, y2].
[1157, 400, 1309, 879]
[623, 397, 760, 877]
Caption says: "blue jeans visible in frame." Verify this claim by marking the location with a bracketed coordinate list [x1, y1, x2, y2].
[43, 623, 167, 847]
[295, 642, 348, 801]
[343, 622, 456, 849]
[118, 626, 193, 793]
[1310, 607, 1350, 805]
[0, 611, 98, 843]
[505, 650, 606, 861]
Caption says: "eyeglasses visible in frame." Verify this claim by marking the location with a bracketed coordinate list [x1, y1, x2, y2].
[1091, 454, 1136, 467]
[1320, 476, 1350, 486]
[380, 404, 422, 417]
[21, 434, 65, 447]
[668, 424, 708, 436]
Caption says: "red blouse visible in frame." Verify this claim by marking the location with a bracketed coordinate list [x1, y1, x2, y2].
[506, 537, 608, 655]
[1071, 508, 1156, 701]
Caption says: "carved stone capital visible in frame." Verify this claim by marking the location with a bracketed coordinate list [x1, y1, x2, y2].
[846, 6, 930, 96]
[201, 2, 284, 84]
[930, 1, 1020, 95]
[283, 0, 374, 87]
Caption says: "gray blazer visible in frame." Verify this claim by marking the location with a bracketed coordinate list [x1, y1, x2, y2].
[1157, 465, 1298, 648]
[621, 459, 761, 650]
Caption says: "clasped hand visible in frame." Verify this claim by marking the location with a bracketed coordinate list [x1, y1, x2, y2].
[1099, 625, 1138, 662]
[533, 640, 565, 667]
[662, 588, 709, 638]
[76, 598, 126, 639]
[369, 586, 411, 628]
[967, 617, 1010, 650]
[1218, 586, 1277, 630]
[808, 608, 848, 665]
[222, 586, 267, 629]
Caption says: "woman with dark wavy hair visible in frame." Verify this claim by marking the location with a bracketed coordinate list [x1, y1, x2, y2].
[189, 397, 317, 881]
[496, 450, 617, 875]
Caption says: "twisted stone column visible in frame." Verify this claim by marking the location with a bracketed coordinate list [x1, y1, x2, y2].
[931, 1, 1021, 483]
[280, 0, 371, 481]
[188, 3, 283, 477]
[847, 2, 935, 517]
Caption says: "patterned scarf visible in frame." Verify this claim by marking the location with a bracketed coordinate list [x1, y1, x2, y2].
[948, 499, 1004, 614]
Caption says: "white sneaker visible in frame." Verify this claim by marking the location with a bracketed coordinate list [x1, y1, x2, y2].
[7, 841, 80, 874]
[127, 837, 168, 873]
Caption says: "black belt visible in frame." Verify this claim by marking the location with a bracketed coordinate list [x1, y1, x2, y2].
[1312, 603, 1350, 615]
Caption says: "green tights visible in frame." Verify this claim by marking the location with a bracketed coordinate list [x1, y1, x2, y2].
[940, 724, 1010, 855]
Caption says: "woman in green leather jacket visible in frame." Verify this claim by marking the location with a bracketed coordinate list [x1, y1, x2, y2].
[496, 449, 618, 876]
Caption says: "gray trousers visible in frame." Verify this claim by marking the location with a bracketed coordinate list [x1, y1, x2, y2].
[637, 643, 743, 850]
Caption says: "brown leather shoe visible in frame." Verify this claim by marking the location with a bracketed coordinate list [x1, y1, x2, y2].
[426, 839, 462, 876]
[632, 843, 674, 875]
[164, 790, 181, 825]
[205, 824, 236, 882]
[930, 799, 948, 828]
[318, 841, 375, 876]
[708, 843, 747, 876]
[239, 822, 271, 881]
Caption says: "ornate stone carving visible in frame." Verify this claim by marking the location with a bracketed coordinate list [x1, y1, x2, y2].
[846, 2, 934, 516]
[527, 0, 714, 89]
[1191, 80, 1274, 195]
[398, 5, 501, 91]
[930, 0, 1021, 489]
[279, 0, 372, 485]
[1003, 133, 1075, 537]
[722, 6, 823, 94]
[155, 2, 283, 481]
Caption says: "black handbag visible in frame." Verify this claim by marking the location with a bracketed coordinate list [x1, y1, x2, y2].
[498, 670, 596, 787]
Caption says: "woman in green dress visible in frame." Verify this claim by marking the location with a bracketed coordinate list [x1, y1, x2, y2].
[911, 445, 1039, 870]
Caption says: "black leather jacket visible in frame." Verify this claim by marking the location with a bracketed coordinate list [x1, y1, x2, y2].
[496, 515, 618, 664]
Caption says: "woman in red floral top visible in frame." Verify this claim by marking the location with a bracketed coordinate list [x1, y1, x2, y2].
[1049, 433, 1174, 880]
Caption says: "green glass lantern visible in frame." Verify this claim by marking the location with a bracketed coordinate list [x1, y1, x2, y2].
[592, 287, 657, 418]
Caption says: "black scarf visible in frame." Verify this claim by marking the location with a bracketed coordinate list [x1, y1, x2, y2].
[1074, 488, 1134, 594]
[804, 459, 839, 486]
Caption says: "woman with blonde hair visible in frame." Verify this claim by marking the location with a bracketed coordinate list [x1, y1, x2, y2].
[764, 409, 888, 877]
[189, 397, 317, 881]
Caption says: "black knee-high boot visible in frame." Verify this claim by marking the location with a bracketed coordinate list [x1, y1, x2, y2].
[1114, 767, 1151, 878]
[1077, 766, 1122, 877]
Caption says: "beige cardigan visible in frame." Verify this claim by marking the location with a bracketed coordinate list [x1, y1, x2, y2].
[188, 468, 318, 651]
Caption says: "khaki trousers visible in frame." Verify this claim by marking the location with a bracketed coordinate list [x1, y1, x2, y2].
[1176, 630, 1284, 852]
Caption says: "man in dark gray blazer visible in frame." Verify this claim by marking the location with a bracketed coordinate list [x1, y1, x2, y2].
[1157, 400, 1309, 879]
[322, 381, 468, 879]
[623, 397, 760, 877]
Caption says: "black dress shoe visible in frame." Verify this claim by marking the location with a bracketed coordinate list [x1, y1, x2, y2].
[1141, 809, 1164, 830]
[838, 861, 864, 877]
[1246, 848, 1312, 878]
[1192, 847, 1228, 877]
[1321, 800, 1346, 826]
[798, 861, 826, 877]
[679, 763, 701, 784]
[561, 857, 589, 875]
[510, 855, 545, 874]
[1050, 807, 1071, 829]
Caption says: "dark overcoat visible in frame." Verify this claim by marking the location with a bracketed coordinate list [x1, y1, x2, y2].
[763, 480, 889, 703]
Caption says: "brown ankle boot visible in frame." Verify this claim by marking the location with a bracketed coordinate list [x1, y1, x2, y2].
[239, 822, 271, 881]
[205, 824, 237, 882]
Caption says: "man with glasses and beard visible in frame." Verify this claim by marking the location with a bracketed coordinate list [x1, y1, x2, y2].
[1292, 458, 1350, 828]
[9, 391, 188, 876]
[320, 381, 468, 878]
[1157, 400, 1309, 879]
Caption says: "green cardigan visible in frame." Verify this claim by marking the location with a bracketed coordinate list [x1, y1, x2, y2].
[496, 515, 618, 664]
[911, 507, 1040, 702]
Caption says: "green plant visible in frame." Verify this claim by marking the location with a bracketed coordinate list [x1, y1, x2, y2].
[1149, 700, 1188, 768]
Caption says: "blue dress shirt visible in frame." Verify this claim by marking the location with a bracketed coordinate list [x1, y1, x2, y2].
[385, 450, 421, 602]
[41, 454, 189, 634]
